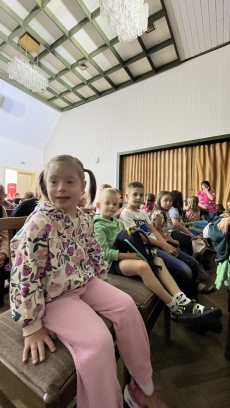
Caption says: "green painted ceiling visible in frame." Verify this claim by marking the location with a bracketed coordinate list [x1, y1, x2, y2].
[0, 0, 180, 111]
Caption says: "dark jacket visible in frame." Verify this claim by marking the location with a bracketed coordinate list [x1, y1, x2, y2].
[10, 197, 38, 218]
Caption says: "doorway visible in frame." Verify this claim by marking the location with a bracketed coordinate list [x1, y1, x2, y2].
[4, 167, 38, 199]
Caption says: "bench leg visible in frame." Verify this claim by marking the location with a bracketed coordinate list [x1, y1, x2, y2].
[164, 306, 171, 347]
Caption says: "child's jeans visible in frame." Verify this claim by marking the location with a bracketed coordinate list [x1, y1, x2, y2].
[151, 246, 199, 300]
[43, 277, 152, 408]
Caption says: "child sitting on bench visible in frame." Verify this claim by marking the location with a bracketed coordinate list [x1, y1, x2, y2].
[10, 155, 170, 408]
[94, 187, 221, 325]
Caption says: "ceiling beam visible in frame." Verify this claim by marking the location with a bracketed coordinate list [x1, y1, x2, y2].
[74, 0, 134, 84]
[0, 30, 35, 62]
[0, 68, 62, 111]
[0, 1, 170, 94]
[61, 58, 180, 112]
[0, 0, 181, 111]
[137, 37, 156, 73]
[159, 0, 181, 62]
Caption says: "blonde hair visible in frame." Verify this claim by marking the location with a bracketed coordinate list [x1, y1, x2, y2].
[23, 191, 34, 200]
[99, 183, 112, 191]
[187, 196, 199, 212]
[38, 155, 97, 204]
[98, 188, 119, 203]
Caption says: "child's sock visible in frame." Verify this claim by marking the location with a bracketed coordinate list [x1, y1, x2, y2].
[138, 379, 154, 396]
[174, 291, 191, 305]
[166, 297, 178, 312]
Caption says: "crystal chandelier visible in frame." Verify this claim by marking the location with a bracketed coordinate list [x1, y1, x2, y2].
[7, 57, 48, 93]
[100, 0, 149, 42]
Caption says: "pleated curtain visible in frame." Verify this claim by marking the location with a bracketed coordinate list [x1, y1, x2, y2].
[121, 141, 230, 206]
[121, 147, 193, 200]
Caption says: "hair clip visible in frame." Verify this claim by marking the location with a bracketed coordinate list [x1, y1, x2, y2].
[46, 159, 53, 167]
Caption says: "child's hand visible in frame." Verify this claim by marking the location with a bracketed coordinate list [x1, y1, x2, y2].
[23, 327, 56, 365]
[162, 242, 178, 257]
[172, 240, 180, 246]
[118, 253, 142, 260]
[218, 217, 230, 233]
[190, 234, 198, 240]
[0, 253, 7, 268]
[129, 253, 142, 260]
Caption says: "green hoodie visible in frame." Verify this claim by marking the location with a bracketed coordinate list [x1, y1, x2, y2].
[93, 215, 125, 268]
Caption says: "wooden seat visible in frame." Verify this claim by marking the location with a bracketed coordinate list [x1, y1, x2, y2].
[0, 217, 170, 408]
[0, 309, 115, 408]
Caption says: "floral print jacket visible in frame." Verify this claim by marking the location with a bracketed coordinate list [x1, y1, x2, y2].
[10, 201, 108, 337]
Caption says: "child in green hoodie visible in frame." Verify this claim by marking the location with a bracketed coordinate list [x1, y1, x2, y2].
[93, 188, 221, 324]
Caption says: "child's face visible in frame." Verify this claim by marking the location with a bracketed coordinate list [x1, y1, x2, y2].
[46, 162, 85, 217]
[126, 187, 144, 208]
[0, 193, 6, 205]
[227, 202, 230, 210]
[99, 193, 119, 219]
[160, 194, 172, 210]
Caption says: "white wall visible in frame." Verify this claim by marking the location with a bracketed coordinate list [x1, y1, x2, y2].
[0, 136, 43, 185]
[44, 45, 230, 188]
[0, 79, 60, 149]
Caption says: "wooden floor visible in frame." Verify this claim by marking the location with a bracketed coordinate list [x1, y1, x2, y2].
[0, 288, 230, 408]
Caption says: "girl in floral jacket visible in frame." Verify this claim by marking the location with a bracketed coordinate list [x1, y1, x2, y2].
[10, 155, 168, 408]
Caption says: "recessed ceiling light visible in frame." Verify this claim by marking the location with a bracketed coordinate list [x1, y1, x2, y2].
[146, 23, 156, 34]
[79, 64, 87, 71]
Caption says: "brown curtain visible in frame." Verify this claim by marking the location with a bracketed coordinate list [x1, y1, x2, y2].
[121, 140, 230, 206]
[121, 147, 193, 200]
[193, 142, 230, 205]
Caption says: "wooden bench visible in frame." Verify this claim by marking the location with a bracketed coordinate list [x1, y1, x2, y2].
[0, 389, 17, 408]
[0, 217, 27, 306]
[0, 217, 169, 408]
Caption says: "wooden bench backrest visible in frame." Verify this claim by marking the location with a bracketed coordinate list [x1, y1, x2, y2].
[0, 217, 27, 260]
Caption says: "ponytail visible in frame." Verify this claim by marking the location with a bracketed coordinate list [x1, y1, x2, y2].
[84, 169, 97, 204]
[37, 170, 48, 201]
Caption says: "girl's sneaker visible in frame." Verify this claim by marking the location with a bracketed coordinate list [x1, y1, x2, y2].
[124, 377, 169, 408]
[171, 299, 222, 324]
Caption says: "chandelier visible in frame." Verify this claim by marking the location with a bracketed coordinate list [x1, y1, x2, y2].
[7, 57, 48, 93]
[99, 0, 149, 42]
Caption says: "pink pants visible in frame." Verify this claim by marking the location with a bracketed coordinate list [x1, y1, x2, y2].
[43, 277, 152, 408]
